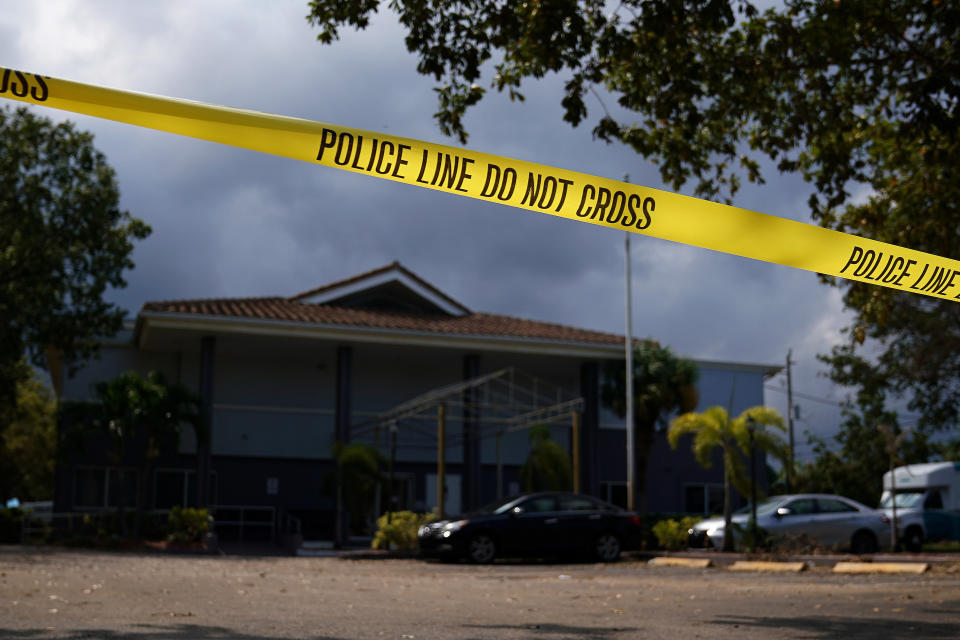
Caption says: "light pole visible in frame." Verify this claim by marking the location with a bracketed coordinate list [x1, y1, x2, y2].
[624, 231, 634, 511]
[387, 421, 398, 524]
[746, 415, 758, 552]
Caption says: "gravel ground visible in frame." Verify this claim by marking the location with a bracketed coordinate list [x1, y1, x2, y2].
[2, 546, 959, 639]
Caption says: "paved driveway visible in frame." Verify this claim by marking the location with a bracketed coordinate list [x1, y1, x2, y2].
[1, 546, 959, 639]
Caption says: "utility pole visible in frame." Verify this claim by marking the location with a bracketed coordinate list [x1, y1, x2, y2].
[625, 230, 635, 512]
[879, 424, 911, 552]
[786, 349, 795, 493]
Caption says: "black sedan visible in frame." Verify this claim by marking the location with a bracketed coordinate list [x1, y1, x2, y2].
[417, 492, 643, 563]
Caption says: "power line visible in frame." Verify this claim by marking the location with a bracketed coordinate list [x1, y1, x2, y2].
[765, 385, 845, 408]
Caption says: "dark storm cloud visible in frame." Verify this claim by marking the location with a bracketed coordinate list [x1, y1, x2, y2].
[1, 1, 854, 448]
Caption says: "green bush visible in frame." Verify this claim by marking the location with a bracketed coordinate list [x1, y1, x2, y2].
[167, 506, 211, 544]
[371, 511, 436, 552]
[652, 516, 701, 551]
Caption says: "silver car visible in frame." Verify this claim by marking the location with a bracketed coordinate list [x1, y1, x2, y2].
[687, 493, 890, 554]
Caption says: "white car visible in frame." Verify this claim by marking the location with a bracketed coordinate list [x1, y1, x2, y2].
[687, 494, 890, 554]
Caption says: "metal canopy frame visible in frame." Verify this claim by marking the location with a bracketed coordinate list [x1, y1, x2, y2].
[350, 367, 584, 517]
[351, 367, 583, 445]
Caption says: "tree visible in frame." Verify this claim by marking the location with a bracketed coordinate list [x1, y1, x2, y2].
[64, 371, 201, 537]
[0, 365, 57, 502]
[668, 405, 787, 551]
[331, 442, 387, 535]
[519, 424, 572, 492]
[600, 340, 698, 515]
[932, 437, 960, 463]
[307, 0, 960, 435]
[792, 406, 930, 509]
[794, 350, 932, 507]
[0, 106, 150, 405]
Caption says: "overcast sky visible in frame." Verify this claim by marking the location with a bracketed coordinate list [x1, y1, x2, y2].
[1, 0, 872, 456]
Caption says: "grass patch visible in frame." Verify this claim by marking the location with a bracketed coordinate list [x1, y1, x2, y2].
[922, 540, 960, 553]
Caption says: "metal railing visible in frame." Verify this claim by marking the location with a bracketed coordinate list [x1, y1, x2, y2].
[209, 505, 275, 542]
[16, 505, 299, 545]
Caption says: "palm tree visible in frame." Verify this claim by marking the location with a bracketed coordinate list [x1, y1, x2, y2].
[668, 405, 787, 551]
[127, 372, 201, 537]
[519, 424, 571, 492]
[63, 371, 201, 537]
[601, 340, 699, 515]
[332, 442, 386, 535]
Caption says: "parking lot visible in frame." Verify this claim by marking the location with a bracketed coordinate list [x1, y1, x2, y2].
[1, 546, 959, 639]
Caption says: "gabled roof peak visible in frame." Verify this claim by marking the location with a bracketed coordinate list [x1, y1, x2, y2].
[289, 262, 471, 317]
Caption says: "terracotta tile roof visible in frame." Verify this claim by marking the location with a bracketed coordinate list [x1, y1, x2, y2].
[140, 296, 624, 346]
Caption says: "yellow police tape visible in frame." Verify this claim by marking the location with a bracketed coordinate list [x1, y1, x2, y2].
[3, 66, 960, 302]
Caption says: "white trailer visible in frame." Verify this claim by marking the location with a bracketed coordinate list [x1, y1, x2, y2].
[881, 461, 960, 551]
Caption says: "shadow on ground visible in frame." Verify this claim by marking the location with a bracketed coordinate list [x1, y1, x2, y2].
[712, 614, 960, 639]
[461, 622, 638, 637]
[0, 624, 346, 639]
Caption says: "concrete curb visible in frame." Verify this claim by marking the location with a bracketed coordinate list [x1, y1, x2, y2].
[833, 561, 930, 574]
[729, 560, 807, 573]
[648, 557, 712, 569]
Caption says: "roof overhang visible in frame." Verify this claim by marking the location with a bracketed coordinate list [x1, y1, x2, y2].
[695, 358, 783, 379]
[136, 311, 624, 359]
[135, 311, 783, 375]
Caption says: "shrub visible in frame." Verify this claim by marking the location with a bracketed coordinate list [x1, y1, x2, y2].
[371, 511, 436, 552]
[652, 516, 701, 551]
[167, 506, 211, 544]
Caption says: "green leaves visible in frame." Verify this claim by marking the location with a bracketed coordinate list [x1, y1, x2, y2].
[0, 106, 150, 405]
[520, 424, 572, 492]
[668, 404, 787, 503]
[600, 339, 698, 512]
[307, 0, 960, 444]
[0, 366, 56, 501]
[601, 340, 700, 429]
[81, 371, 201, 460]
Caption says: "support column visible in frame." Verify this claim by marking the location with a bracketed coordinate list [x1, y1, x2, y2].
[462, 354, 481, 512]
[334, 345, 353, 548]
[572, 411, 581, 494]
[197, 336, 215, 509]
[579, 362, 600, 498]
[335, 346, 353, 444]
[437, 404, 446, 519]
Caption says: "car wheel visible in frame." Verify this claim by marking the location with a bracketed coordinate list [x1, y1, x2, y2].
[467, 534, 496, 563]
[904, 527, 923, 553]
[850, 530, 878, 555]
[595, 533, 621, 562]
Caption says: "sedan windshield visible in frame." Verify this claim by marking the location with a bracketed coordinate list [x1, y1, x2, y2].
[880, 492, 925, 508]
[734, 496, 784, 517]
[466, 496, 524, 516]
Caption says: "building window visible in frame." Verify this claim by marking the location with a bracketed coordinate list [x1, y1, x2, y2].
[154, 469, 218, 509]
[600, 481, 628, 509]
[73, 467, 138, 510]
[684, 483, 723, 515]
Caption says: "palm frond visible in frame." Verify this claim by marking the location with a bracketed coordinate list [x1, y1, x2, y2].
[692, 426, 723, 468]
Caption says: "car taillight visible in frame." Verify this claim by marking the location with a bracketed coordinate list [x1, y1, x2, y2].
[628, 516, 641, 527]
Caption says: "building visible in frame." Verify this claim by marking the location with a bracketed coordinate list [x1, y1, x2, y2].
[55, 262, 778, 543]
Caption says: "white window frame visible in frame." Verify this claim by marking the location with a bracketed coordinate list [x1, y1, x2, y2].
[599, 481, 628, 509]
[152, 467, 219, 509]
[72, 466, 139, 511]
[683, 482, 724, 516]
